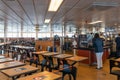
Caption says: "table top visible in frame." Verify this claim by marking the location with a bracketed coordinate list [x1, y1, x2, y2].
[0, 61, 25, 70]
[66, 56, 88, 62]
[54, 54, 73, 59]
[11, 45, 34, 49]
[0, 58, 13, 63]
[115, 58, 120, 62]
[0, 42, 11, 46]
[32, 51, 49, 55]
[17, 71, 61, 80]
[0, 55, 5, 59]
[42, 52, 59, 56]
[1, 65, 39, 77]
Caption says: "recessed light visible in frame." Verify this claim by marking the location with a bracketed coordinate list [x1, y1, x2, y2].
[48, 0, 63, 11]
[44, 19, 50, 23]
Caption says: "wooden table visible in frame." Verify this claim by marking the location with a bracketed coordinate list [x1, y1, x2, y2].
[32, 51, 49, 64]
[0, 55, 5, 59]
[0, 61, 25, 70]
[42, 52, 59, 56]
[115, 58, 120, 62]
[42, 52, 60, 72]
[54, 54, 73, 59]
[66, 56, 88, 62]
[1, 65, 39, 80]
[17, 71, 61, 80]
[11, 45, 34, 49]
[0, 58, 13, 63]
[32, 51, 49, 55]
[53, 54, 73, 69]
[66, 56, 88, 77]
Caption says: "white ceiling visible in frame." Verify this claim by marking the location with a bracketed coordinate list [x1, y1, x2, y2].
[0, 0, 120, 30]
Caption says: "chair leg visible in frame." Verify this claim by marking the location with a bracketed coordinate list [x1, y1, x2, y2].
[117, 76, 120, 80]
[41, 65, 45, 72]
[41, 59, 47, 71]
[72, 67, 77, 80]
[62, 73, 66, 80]
[69, 74, 72, 80]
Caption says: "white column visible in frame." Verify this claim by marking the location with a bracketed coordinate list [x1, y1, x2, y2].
[100, 14, 105, 32]
[35, 24, 39, 40]
[17, 23, 19, 37]
[49, 23, 53, 39]
[21, 21, 23, 37]
[62, 22, 65, 37]
[81, 21, 86, 34]
[60, 22, 65, 54]
[4, 21, 7, 43]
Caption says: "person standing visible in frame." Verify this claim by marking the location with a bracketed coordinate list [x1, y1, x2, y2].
[92, 33, 104, 69]
[115, 33, 120, 57]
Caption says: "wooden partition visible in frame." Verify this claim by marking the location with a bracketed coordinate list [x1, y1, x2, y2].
[35, 40, 53, 51]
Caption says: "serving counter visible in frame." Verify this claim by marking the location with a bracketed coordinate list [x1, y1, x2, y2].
[75, 46, 110, 65]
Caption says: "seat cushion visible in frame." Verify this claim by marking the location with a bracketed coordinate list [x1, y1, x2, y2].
[62, 64, 71, 73]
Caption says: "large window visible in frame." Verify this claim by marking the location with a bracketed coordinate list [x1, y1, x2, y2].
[0, 24, 4, 37]
[0, 23, 77, 38]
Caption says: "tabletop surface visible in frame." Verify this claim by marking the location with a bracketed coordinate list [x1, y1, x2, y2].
[1, 65, 39, 77]
[17, 71, 61, 80]
[0, 58, 13, 63]
[0, 42, 11, 46]
[42, 52, 60, 56]
[115, 58, 120, 62]
[32, 51, 49, 55]
[0, 61, 25, 70]
[66, 56, 88, 62]
[54, 54, 73, 59]
[0, 55, 5, 59]
[11, 45, 34, 49]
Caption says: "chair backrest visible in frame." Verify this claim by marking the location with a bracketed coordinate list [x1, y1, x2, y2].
[109, 60, 120, 73]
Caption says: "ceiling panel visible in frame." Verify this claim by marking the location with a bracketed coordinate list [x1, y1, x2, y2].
[34, 0, 50, 25]
[51, 0, 81, 23]
[0, 0, 120, 31]
[18, 0, 35, 25]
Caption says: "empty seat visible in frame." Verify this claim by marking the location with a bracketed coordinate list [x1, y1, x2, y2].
[60, 64, 77, 80]
[109, 59, 120, 80]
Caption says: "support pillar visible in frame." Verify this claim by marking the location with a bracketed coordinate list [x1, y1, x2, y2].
[21, 21, 23, 37]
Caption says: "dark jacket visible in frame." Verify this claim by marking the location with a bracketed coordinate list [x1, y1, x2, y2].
[115, 36, 120, 51]
[92, 38, 104, 53]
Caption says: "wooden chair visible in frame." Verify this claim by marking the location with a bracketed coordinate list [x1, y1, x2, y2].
[110, 59, 120, 80]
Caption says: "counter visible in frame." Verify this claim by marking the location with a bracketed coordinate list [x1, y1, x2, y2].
[75, 46, 110, 65]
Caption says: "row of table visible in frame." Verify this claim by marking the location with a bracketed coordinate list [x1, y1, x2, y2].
[0, 55, 61, 80]
[0, 50, 88, 80]
[32, 51, 88, 78]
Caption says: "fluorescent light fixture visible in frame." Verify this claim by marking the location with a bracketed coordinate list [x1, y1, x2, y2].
[88, 21, 103, 24]
[44, 19, 50, 23]
[48, 0, 63, 11]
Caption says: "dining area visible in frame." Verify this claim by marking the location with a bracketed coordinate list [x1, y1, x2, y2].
[0, 44, 88, 80]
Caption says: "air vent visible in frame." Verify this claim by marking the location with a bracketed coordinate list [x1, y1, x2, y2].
[87, 2, 119, 11]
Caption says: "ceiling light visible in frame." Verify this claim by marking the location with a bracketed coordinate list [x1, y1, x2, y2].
[44, 19, 50, 23]
[48, 0, 63, 11]
[88, 21, 103, 24]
